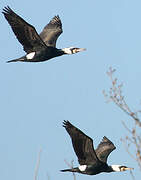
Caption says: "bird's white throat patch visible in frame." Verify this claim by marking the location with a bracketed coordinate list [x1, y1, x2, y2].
[26, 52, 35, 59]
[62, 47, 73, 54]
[111, 165, 121, 172]
[79, 165, 87, 172]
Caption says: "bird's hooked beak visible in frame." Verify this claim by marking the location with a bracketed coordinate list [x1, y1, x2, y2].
[120, 167, 134, 171]
[72, 48, 86, 54]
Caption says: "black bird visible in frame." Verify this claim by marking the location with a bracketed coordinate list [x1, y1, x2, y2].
[61, 120, 133, 175]
[2, 6, 85, 63]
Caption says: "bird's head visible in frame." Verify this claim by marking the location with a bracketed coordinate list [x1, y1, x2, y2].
[62, 47, 86, 55]
[111, 165, 134, 172]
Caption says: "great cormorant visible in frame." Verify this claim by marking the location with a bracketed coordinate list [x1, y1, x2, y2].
[2, 6, 85, 63]
[61, 120, 133, 175]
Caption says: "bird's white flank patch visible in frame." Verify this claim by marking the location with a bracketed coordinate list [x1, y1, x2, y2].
[26, 52, 35, 59]
[111, 165, 121, 172]
[79, 165, 87, 172]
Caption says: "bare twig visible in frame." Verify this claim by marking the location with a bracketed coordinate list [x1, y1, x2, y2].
[121, 137, 137, 161]
[103, 67, 141, 127]
[34, 149, 42, 180]
[46, 173, 50, 180]
[64, 159, 76, 180]
[130, 170, 136, 180]
[104, 67, 141, 177]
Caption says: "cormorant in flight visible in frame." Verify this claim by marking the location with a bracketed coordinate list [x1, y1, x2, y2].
[2, 6, 85, 63]
[61, 120, 133, 175]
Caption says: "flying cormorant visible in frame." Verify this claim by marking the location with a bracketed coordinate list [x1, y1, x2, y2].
[2, 6, 85, 63]
[61, 120, 133, 175]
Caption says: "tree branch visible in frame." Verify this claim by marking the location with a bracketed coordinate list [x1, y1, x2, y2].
[64, 159, 76, 180]
[34, 149, 42, 180]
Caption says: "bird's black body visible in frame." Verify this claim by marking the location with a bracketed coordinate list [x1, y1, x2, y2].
[62, 162, 113, 175]
[61, 121, 133, 175]
[84, 163, 113, 175]
[7, 47, 64, 63]
[2, 6, 85, 63]
[27, 47, 64, 62]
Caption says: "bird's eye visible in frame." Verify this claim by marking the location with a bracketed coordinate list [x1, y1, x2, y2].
[70, 48, 75, 53]
[120, 166, 127, 171]
[121, 167, 124, 171]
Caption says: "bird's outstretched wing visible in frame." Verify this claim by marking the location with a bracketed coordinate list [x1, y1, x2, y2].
[63, 121, 100, 165]
[40, 15, 62, 47]
[2, 6, 47, 53]
[95, 136, 116, 163]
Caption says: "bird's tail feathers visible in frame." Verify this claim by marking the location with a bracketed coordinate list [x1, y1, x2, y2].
[60, 167, 79, 173]
[7, 59, 19, 63]
[6, 57, 25, 63]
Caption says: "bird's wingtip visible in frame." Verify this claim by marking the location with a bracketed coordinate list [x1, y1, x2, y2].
[2, 6, 13, 15]
[62, 120, 68, 127]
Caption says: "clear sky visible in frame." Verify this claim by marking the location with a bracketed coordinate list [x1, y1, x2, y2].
[0, 0, 141, 180]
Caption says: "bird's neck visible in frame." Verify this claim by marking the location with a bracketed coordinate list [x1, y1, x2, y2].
[57, 49, 66, 56]
[108, 165, 121, 172]
[61, 48, 73, 54]
[105, 166, 114, 172]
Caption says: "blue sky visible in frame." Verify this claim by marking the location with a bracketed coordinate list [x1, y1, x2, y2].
[0, 0, 141, 180]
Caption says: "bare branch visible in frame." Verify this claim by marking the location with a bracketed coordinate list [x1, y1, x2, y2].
[121, 137, 136, 161]
[104, 67, 141, 178]
[64, 159, 76, 180]
[103, 67, 141, 127]
[130, 170, 136, 180]
[34, 149, 42, 180]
